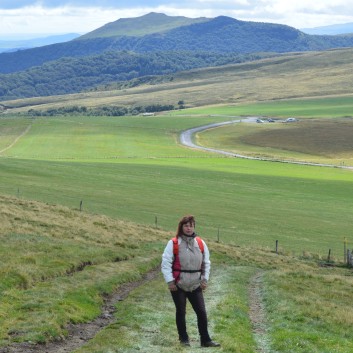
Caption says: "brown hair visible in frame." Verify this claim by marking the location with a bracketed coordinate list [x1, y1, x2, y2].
[176, 215, 195, 238]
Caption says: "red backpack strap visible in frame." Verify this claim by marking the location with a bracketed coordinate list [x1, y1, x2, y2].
[172, 237, 178, 256]
[171, 237, 181, 283]
[195, 236, 204, 254]
[172, 236, 204, 254]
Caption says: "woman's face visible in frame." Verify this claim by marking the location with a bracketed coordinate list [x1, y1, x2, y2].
[182, 221, 195, 236]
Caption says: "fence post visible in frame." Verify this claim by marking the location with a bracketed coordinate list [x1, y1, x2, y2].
[344, 237, 347, 263]
[347, 249, 352, 267]
[217, 226, 220, 243]
[275, 240, 278, 254]
[80, 200, 83, 212]
[155, 216, 158, 228]
[327, 249, 331, 263]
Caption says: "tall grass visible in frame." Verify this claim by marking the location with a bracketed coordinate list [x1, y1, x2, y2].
[265, 270, 353, 352]
[2, 196, 353, 351]
[0, 195, 166, 345]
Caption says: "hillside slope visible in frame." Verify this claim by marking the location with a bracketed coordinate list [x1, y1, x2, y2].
[3, 47, 353, 113]
[0, 50, 267, 99]
[1, 194, 353, 352]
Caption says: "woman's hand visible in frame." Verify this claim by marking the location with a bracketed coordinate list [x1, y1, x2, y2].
[168, 281, 178, 291]
[200, 280, 208, 290]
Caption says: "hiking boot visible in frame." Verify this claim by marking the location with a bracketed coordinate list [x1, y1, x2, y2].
[201, 340, 221, 347]
[180, 339, 190, 346]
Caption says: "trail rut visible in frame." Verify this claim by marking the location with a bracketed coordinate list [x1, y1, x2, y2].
[248, 270, 272, 353]
[0, 267, 160, 353]
[1, 264, 271, 353]
[0, 124, 32, 154]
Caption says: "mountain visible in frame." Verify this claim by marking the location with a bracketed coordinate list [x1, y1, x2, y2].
[0, 33, 81, 53]
[79, 12, 209, 39]
[301, 22, 353, 35]
[2, 13, 353, 75]
[2, 13, 353, 100]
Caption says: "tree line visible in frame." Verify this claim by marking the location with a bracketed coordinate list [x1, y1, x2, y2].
[26, 103, 178, 117]
[0, 50, 268, 100]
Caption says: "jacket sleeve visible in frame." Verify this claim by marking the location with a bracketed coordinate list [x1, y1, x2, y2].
[201, 240, 211, 282]
[161, 239, 175, 283]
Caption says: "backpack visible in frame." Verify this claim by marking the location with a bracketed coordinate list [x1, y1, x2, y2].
[172, 236, 204, 255]
[171, 236, 204, 283]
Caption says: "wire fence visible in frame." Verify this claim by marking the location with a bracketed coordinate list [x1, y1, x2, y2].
[1, 186, 352, 266]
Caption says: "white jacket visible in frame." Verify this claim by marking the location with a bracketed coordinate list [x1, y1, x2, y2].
[161, 236, 211, 291]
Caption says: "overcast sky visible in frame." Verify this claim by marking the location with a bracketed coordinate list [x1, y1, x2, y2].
[1, 0, 353, 38]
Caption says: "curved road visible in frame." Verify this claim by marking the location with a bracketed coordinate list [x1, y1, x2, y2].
[180, 118, 353, 170]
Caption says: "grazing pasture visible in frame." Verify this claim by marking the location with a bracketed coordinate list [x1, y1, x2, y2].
[1, 94, 353, 352]
[0, 106, 352, 257]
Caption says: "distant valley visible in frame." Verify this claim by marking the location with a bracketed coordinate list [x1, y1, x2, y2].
[0, 33, 81, 53]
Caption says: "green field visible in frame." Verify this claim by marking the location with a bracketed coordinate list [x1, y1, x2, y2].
[171, 95, 353, 118]
[2, 95, 353, 352]
[1, 100, 353, 257]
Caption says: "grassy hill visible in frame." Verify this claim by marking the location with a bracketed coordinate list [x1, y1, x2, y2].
[1, 194, 353, 352]
[2, 47, 353, 113]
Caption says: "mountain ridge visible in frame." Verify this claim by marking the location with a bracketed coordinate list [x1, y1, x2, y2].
[78, 12, 209, 39]
[2, 13, 353, 75]
[1, 13, 353, 100]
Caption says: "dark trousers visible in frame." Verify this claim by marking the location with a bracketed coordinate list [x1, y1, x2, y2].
[171, 286, 211, 343]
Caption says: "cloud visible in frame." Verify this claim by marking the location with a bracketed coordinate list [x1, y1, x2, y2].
[0, 0, 172, 9]
[1, 0, 353, 36]
[0, 5, 145, 35]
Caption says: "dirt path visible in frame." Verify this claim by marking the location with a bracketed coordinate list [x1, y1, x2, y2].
[0, 265, 271, 353]
[0, 267, 160, 353]
[0, 124, 32, 155]
[248, 270, 272, 353]
[180, 119, 353, 170]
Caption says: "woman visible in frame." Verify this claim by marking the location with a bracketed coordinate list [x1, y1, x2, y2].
[161, 215, 220, 348]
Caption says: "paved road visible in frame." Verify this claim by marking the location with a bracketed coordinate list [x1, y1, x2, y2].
[179, 118, 353, 170]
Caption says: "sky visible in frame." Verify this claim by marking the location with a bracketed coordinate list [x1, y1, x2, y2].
[1, 0, 353, 39]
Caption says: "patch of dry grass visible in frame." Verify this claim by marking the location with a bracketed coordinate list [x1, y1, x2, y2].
[198, 118, 353, 165]
[240, 119, 353, 158]
[3, 48, 353, 113]
[0, 194, 169, 245]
